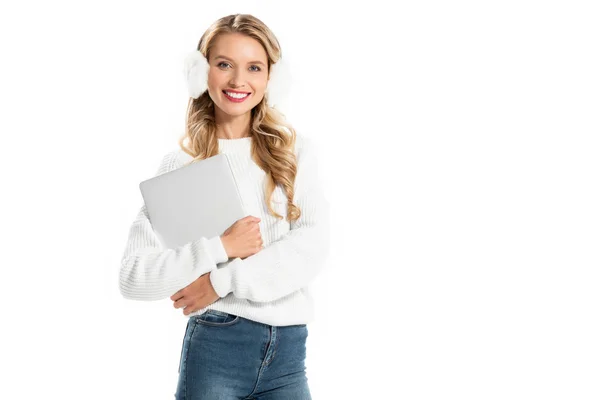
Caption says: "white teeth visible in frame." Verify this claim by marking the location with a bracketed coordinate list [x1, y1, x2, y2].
[225, 91, 249, 99]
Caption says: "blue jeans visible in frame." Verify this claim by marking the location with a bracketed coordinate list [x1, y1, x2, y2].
[175, 309, 312, 400]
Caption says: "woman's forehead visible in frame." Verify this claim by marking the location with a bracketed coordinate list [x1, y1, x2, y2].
[211, 33, 268, 63]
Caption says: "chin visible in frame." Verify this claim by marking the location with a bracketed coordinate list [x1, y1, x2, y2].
[224, 109, 249, 117]
[221, 101, 259, 114]
[216, 105, 246, 116]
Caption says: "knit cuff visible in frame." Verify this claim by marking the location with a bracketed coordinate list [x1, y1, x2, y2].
[209, 265, 232, 298]
[206, 235, 229, 264]
[209, 258, 242, 298]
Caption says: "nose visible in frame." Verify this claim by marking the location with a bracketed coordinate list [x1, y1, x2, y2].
[228, 69, 248, 89]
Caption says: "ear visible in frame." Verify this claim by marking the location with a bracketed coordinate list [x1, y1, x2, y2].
[265, 56, 293, 113]
[183, 50, 210, 99]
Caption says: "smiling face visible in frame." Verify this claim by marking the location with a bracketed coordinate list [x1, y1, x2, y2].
[207, 33, 270, 118]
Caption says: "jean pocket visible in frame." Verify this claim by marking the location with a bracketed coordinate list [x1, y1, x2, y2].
[194, 309, 241, 327]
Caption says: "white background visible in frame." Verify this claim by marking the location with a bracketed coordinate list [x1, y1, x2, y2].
[1, 1, 599, 399]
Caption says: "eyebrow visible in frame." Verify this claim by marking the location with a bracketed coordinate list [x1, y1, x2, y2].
[214, 55, 266, 67]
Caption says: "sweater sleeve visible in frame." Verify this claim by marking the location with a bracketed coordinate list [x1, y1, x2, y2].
[118, 151, 229, 301]
[208, 136, 331, 303]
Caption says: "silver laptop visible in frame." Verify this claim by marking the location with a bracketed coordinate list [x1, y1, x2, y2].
[139, 153, 247, 250]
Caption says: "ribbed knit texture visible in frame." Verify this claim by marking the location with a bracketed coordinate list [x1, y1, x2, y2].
[119, 134, 330, 326]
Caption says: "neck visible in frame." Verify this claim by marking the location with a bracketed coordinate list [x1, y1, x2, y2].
[214, 109, 252, 139]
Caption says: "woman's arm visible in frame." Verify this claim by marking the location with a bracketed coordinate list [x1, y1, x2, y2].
[118, 151, 229, 301]
[209, 137, 331, 303]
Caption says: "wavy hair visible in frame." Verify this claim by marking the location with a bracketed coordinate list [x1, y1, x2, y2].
[178, 13, 300, 223]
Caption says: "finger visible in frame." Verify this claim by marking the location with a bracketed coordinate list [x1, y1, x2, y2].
[170, 291, 183, 301]
[183, 305, 195, 316]
[173, 298, 187, 309]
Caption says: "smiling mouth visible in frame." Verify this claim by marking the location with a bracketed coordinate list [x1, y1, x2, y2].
[222, 90, 251, 101]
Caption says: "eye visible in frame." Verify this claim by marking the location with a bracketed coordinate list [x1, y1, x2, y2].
[217, 62, 261, 72]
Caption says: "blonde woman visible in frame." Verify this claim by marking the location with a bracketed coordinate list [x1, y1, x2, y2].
[119, 14, 330, 400]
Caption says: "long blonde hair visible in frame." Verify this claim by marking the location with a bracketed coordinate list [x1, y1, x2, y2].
[178, 13, 300, 223]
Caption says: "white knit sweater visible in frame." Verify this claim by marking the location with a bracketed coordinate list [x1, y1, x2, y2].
[119, 134, 330, 326]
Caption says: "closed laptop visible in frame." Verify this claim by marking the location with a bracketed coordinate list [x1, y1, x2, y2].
[139, 153, 247, 250]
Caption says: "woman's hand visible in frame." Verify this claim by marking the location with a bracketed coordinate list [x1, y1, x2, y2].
[220, 215, 263, 259]
[170, 273, 219, 316]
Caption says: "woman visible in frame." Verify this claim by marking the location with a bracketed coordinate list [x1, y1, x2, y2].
[119, 13, 330, 400]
